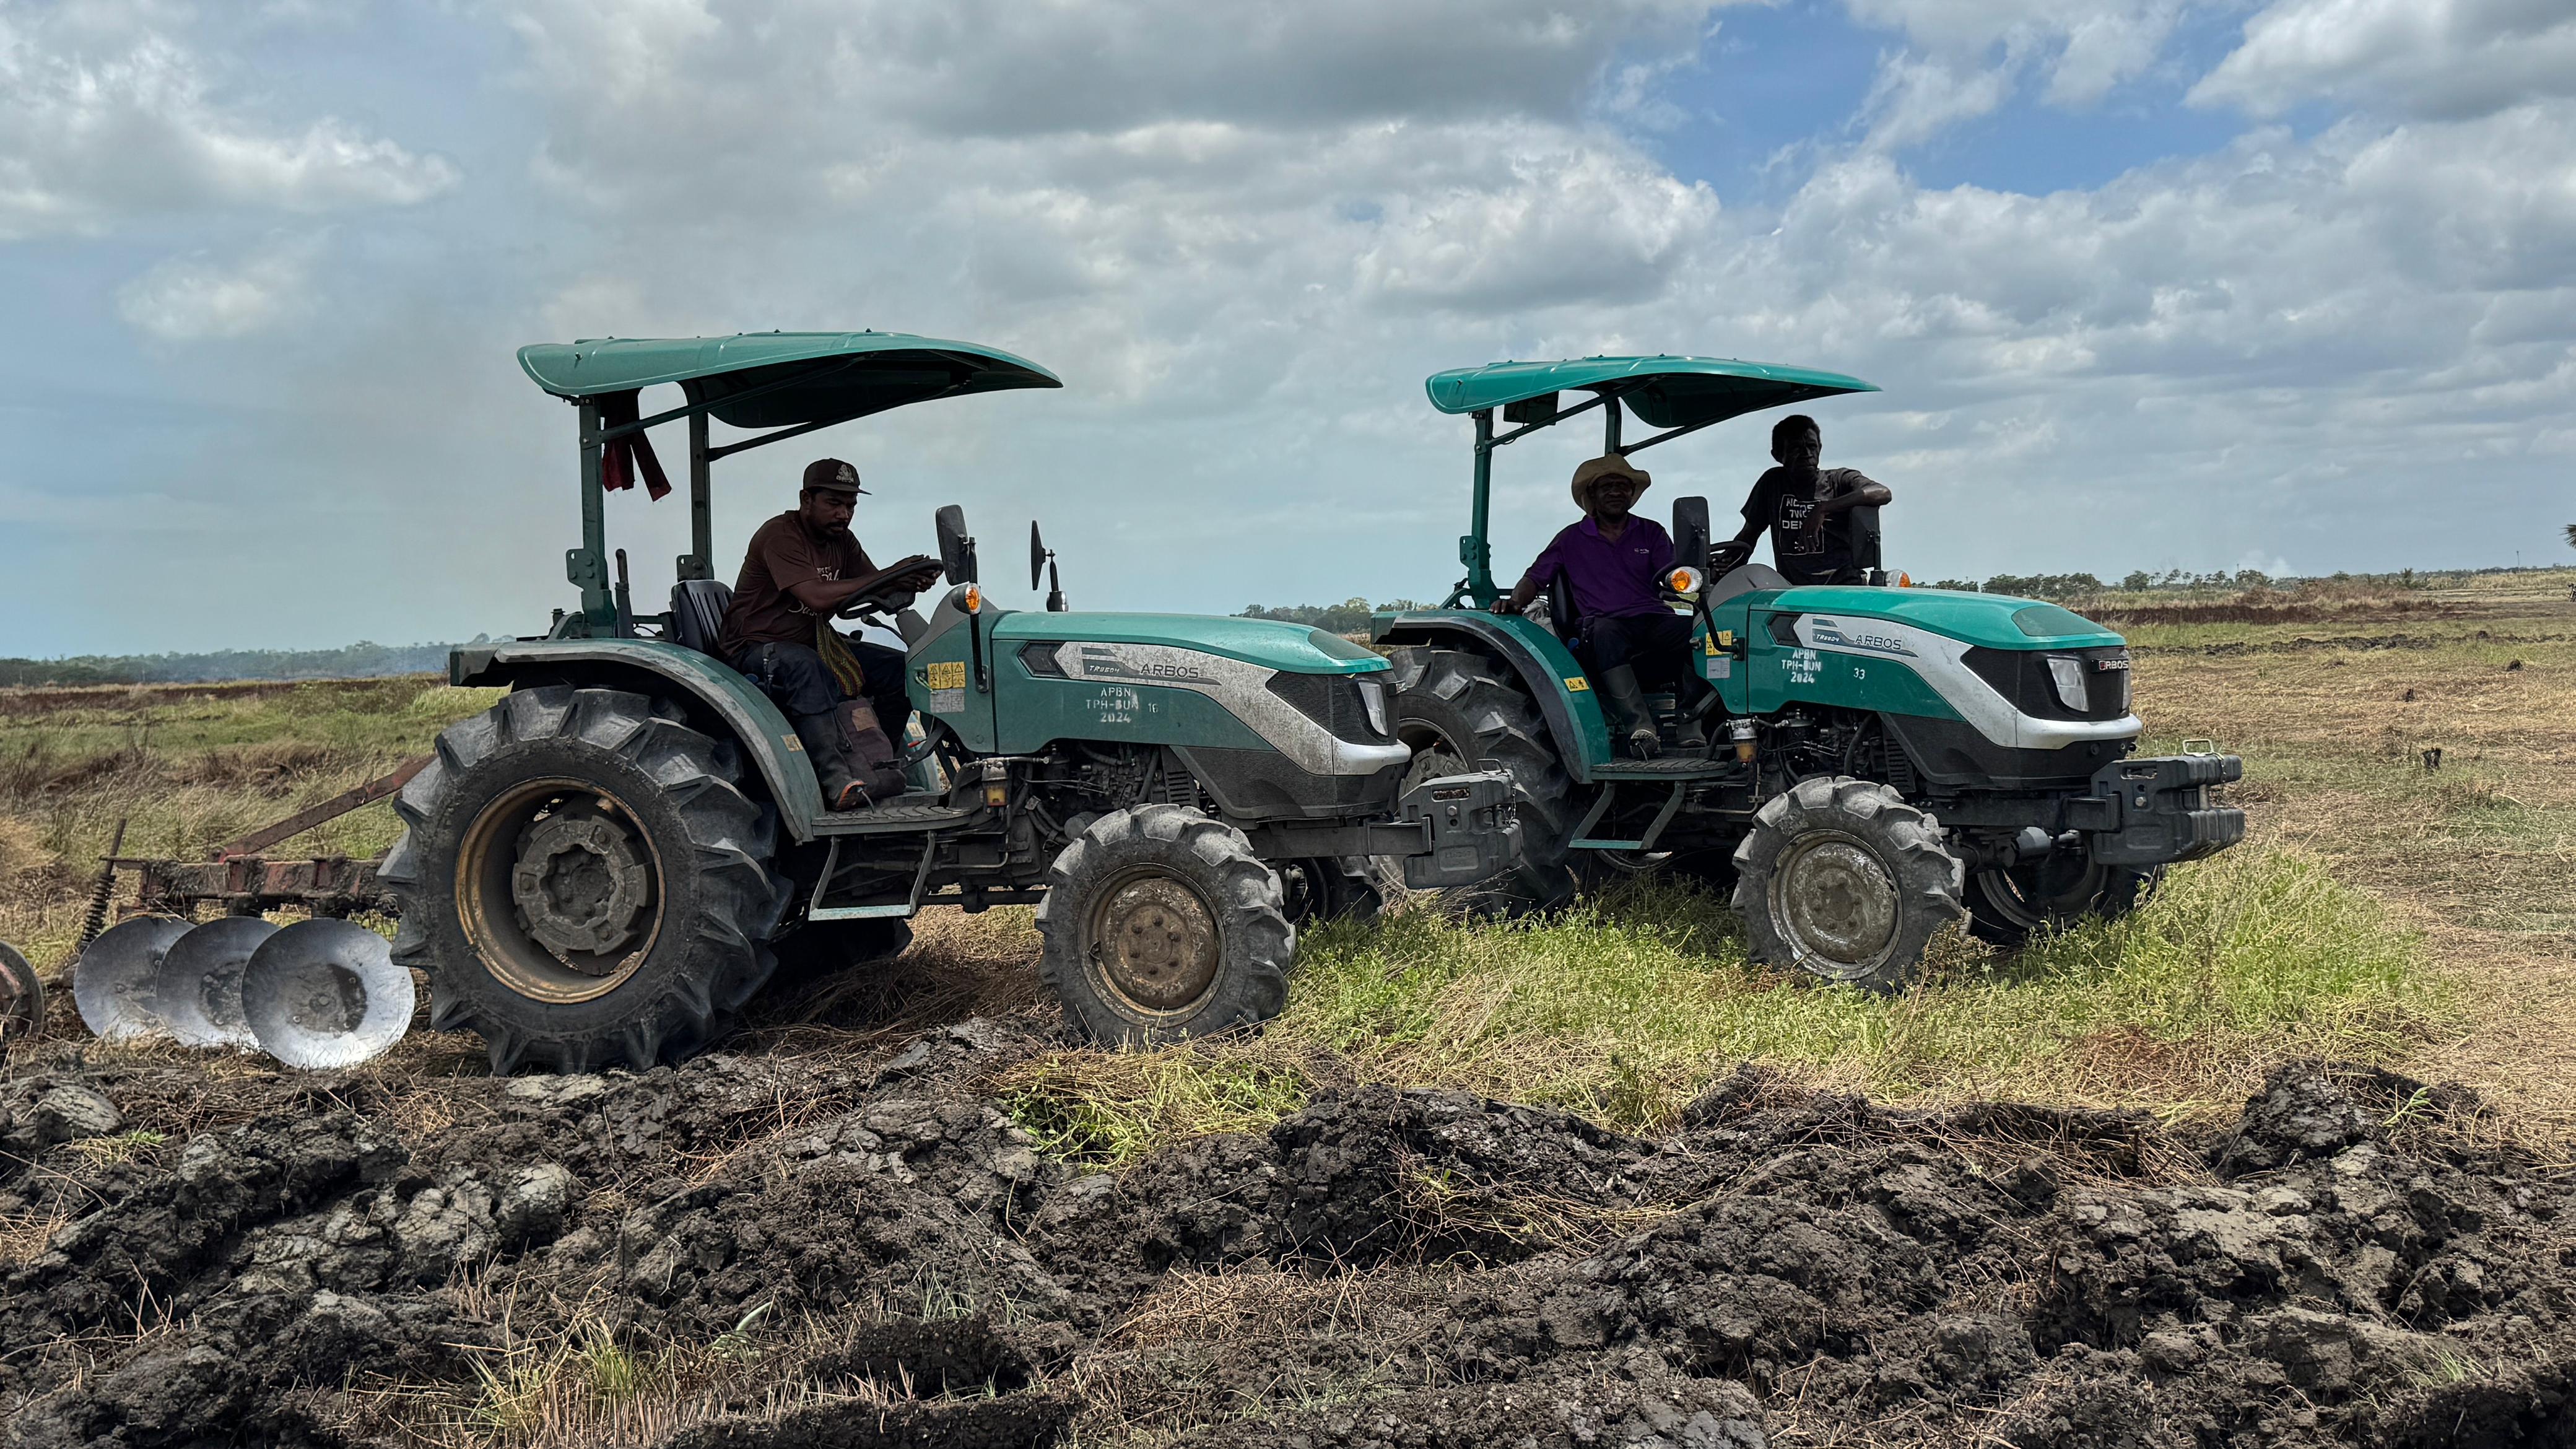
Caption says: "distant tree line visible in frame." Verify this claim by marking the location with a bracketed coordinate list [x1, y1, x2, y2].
[1237, 599, 1429, 633]
[0, 638, 482, 688]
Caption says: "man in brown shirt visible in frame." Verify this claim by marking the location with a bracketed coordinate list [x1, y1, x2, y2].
[720, 458, 940, 807]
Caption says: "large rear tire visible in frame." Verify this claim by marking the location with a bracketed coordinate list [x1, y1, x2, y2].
[1036, 806, 1294, 1046]
[380, 686, 791, 1073]
[1963, 858, 2162, 947]
[1732, 776, 1964, 993]
[1384, 646, 1578, 914]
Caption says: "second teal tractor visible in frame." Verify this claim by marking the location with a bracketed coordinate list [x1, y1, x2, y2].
[1377, 355, 2244, 988]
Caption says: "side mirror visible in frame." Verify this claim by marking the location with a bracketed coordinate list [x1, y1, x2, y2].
[1029, 520, 1067, 612]
[935, 505, 977, 585]
[1671, 495, 1712, 575]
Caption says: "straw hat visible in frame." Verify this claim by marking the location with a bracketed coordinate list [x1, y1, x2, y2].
[1570, 454, 1650, 513]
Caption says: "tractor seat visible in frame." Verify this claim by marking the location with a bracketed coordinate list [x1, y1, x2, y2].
[669, 580, 733, 657]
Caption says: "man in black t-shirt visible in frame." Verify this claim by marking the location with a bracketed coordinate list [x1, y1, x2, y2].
[1715, 414, 1891, 586]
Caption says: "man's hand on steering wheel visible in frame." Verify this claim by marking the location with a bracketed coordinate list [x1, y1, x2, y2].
[1712, 539, 1754, 572]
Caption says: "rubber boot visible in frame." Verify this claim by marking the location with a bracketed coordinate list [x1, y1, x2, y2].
[1673, 674, 1717, 752]
[792, 712, 868, 811]
[1596, 665, 1660, 759]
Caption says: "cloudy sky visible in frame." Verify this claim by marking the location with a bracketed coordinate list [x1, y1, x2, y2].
[2, 0, 2570, 656]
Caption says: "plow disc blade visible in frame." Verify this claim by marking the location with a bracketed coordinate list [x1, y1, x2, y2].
[73, 916, 193, 1042]
[154, 916, 276, 1049]
[243, 918, 413, 1069]
[1, 941, 41, 1046]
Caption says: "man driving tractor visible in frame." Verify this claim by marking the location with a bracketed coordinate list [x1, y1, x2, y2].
[1714, 414, 1892, 585]
[716, 458, 942, 809]
[1495, 453, 1715, 759]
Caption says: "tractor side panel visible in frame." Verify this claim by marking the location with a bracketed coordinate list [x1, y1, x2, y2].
[991, 668, 1275, 755]
[1697, 601, 1755, 715]
[1371, 610, 1613, 778]
[908, 598, 999, 752]
[452, 640, 826, 838]
[1745, 608, 1965, 719]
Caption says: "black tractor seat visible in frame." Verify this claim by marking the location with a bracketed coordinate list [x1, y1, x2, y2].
[670, 579, 734, 657]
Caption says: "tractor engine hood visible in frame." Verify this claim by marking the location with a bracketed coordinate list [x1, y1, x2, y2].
[1760, 586, 2124, 652]
[991, 613, 1388, 676]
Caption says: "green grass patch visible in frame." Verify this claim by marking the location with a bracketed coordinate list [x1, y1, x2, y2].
[996, 1050, 1312, 1170]
[1002, 847, 2452, 1162]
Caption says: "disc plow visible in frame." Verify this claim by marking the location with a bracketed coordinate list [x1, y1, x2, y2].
[4, 755, 431, 1068]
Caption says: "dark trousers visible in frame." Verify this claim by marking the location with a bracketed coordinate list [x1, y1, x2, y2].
[1577, 611, 1700, 694]
[731, 638, 911, 738]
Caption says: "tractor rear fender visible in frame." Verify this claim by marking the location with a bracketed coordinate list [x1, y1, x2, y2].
[1371, 611, 1612, 780]
[450, 641, 827, 838]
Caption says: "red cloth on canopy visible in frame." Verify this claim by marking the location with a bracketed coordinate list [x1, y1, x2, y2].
[596, 390, 672, 500]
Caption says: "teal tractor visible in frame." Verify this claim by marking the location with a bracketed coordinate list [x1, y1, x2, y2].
[1376, 355, 2244, 987]
[382, 333, 1518, 1071]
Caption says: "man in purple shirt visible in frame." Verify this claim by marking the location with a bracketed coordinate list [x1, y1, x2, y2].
[1495, 454, 1713, 758]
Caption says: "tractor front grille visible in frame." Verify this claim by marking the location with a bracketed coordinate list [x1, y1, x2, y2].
[1265, 672, 1392, 746]
[1962, 645, 2133, 722]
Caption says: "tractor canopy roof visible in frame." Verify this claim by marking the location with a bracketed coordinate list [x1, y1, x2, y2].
[516, 331, 1060, 430]
[1425, 355, 1876, 430]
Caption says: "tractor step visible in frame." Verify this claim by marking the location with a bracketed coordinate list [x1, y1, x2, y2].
[810, 794, 990, 835]
[1590, 757, 1730, 780]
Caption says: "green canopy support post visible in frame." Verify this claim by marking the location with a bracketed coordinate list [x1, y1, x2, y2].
[1604, 394, 1622, 454]
[1463, 407, 1497, 607]
[570, 399, 613, 632]
[682, 406, 713, 582]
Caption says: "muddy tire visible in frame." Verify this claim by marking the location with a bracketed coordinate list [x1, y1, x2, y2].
[1963, 858, 2162, 947]
[1732, 776, 1964, 992]
[1036, 805, 1294, 1045]
[1385, 646, 1578, 913]
[380, 686, 791, 1073]
[1279, 856, 1385, 927]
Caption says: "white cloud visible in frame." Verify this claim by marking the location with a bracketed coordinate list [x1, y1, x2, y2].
[2194, 0, 2576, 119]
[5, 0, 2574, 655]
[1859, 53, 2016, 151]
[1843, 0, 2195, 121]
[115, 231, 326, 341]
[0, 1, 456, 240]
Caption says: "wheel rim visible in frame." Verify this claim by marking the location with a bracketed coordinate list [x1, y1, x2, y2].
[1399, 723, 1471, 794]
[1279, 858, 1332, 925]
[1769, 830, 1900, 979]
[1083, 866, 1222, 1018]
[1975, 854, 2108, 932]
[457, 778, 664, 1004]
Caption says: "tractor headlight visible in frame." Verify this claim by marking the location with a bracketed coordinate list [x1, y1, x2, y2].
[1355, 677, 1390, 738]
[2045, 655, 2087, 712]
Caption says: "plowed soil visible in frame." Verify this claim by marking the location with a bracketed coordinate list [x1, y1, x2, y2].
[5, 1027, 2570, 1448]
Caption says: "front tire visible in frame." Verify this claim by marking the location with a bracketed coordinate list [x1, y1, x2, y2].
[1036, 806, 1294, 1045]
[1732, 777, 1965, 993]
[380, 687, 791, 1073]
[1385, 646, 1578, 914]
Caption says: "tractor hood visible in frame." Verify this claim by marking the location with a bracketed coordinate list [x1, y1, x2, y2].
[992, 612, 1388, 675]
[1765, 586, 2124, 651]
